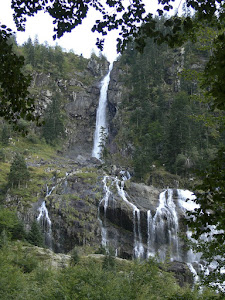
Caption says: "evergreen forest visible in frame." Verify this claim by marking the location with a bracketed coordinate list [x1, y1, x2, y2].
[111, 25, 225, 181]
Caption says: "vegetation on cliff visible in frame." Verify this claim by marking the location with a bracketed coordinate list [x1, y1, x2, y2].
[0, 240, 221, 299]
[111, 25, 225, 182]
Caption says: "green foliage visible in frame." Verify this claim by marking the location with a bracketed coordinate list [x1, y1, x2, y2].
[102, 253, 116, 270]
[21, 37, 91, 78]
[0, 208, 25, 242]
[0, 242, 220, 299]
[0, 247, 30, 300]
[95, 245, 107, 255]
[1, 124, 10, 145]
[16, 119, 30, 133]
[13, 250, 38, 273]
[202, 33, 225, 110]
[8, 153, 30, 188]
[117, 36, 224, 180]
[0, 149, 5, 162]
[0, 24, 38, 126]
[23, 37, 65, 75]
[70, 248, 80, 265]
[187, 146, 225, 288]
[27, 220, 44, 247]
[26, 132, 39, 144]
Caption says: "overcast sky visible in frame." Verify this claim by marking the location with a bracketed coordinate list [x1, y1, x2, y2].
[0, 0, 183, 62]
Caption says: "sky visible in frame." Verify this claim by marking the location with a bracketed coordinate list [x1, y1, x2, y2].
[0, 0, 183, 62]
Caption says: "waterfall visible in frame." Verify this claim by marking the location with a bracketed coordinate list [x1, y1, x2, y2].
[99, 172, 144, 259]
[98, 176, 112, 248]
[147, 210, 154, 258]
[115, 175, 144, 258]
[150, 189, 180, 261]
[92, 62, 113, 159]
[98, 176, 204, 264]
[37, 185, 54, 248]
[133, 208, 144, 258]
[187, 263, 200, 284]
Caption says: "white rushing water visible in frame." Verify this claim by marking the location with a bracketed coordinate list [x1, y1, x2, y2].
[150, 189, 180, 261]
[37, 185, 54, 248]
[115, 173, 144, 258]
[37, 201, 51, 225]
[92, 62, 113, 159]
[98, 172, 144, 259]
[98, 176, 113, 248]
[147, 210, 154, 258]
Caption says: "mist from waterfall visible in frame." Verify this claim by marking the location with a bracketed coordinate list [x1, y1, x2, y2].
[92, 62, 113, 159]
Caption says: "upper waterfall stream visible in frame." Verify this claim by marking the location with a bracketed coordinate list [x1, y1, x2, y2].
[92, 62, 113, 159]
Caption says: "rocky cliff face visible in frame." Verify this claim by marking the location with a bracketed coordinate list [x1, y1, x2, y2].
[16, 55, 191, 259]
[4, 52, 196, 287]
[32, 56, 109, 158]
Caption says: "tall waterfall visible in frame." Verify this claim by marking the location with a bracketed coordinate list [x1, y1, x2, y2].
[92, 62, 113, 159]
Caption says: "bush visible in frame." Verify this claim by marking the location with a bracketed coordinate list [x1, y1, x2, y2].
[0, 208, 25, 241]
[27, 133, 39, 144]
[13, 253, 38, 273]
[0, 149, 5, 162]
[102, 248, 116, 271]
[1, 124, 10, 146]
[94, 245, 107, 255]
[70, 248, 80, 265]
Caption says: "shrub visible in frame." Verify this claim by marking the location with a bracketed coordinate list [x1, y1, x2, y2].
[70, 248, 80, 265]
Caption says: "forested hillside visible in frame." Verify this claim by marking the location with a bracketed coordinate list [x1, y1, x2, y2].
[108, 24, 225, 182]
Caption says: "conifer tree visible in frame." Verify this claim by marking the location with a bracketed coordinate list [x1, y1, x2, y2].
[27, 220, 44, 247]
[8, 153, 30, 188]
[1, 124, 10, 146]
[99, 126, 109, 161]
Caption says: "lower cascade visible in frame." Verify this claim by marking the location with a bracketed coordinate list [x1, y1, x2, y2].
[98, 175, 199, 264]
[98, 172, 144, 258]
[37, 185, 54, 249]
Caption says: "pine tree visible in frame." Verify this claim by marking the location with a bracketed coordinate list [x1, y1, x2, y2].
[8, 153, 30, 188]
[99, 126, 109, 161]
[1, 124, 10, 146]
[27, 220, 44, 247]
[23, 37, 35, 66]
